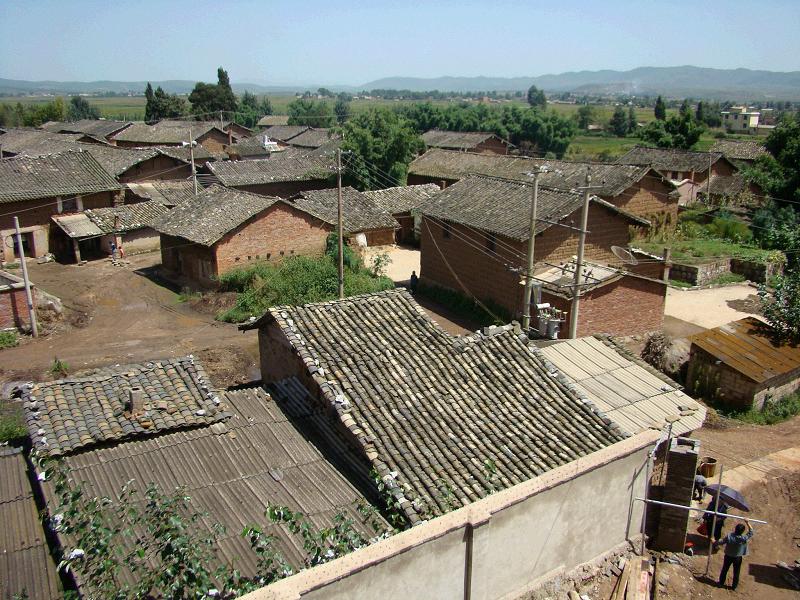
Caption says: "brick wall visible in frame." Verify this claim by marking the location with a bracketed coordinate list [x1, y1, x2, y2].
[197, 129, 230, 154]
[474, 138, 509, 155]
[606, 175, 678, 232]
[235, 179, 334, 199]
[214, 203, 332, 274]
[394, 211, 413, 243]
[117, 155, 192, 183]
[0, 286, 31, 330]
[654, 438, 700, 552]
[160, 234, 217, 288]
[362, 228, 396, 246]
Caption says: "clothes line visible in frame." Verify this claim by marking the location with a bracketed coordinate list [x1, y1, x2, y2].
[634, 498, 767, 524]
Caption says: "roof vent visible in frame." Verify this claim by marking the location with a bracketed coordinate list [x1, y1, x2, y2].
[127, 386, 144, 413]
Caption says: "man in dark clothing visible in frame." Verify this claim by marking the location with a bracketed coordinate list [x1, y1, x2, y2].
[704, 499, 728, 543]
[716, 520, 754, 590]
[409, 270, 419, 293]
[693, 473, 707, 501]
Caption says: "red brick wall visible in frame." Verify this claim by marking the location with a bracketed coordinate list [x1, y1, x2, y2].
[0, 287, 30, 330]
[117, 155, 192, 183]
[606, 174, 678, 231]
[235, 180, 334, 199]
[541, 276, 666, 338]
[197, 129, 230, 154]
[214, 203, 332, 274]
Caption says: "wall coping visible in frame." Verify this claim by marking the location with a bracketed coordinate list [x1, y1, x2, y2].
[241, 429, 660, 600]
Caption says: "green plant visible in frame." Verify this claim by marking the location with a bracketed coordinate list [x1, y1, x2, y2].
[724, 392, 800, 425]
[707, 272, 746, 285]
[176, 289, 200, 303]
[50, 357, 69, 378]
[758, 271, 800, 343]
[0, 330, 19, 349]
[0, 403, 27, 443]
[368, 252, 392, 277]
[415, 281, 510, 327]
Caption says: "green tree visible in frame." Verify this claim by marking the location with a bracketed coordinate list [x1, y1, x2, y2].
[339, 108, 425, 190]
[654, 95, 666, 120]
[260, 96, 273, 116]
[188, 67, 238, 118]
[67, 96, 100, 121]
[576, 105, 594, 130]
[526, 85, 546, 109]
[609, 105, 629, 137]
[144, 83, 186, 121]
[758, 271, 800, 343]
[287, 98, 334, 127]
[317, 87, 334, 97]
[627, 105, 637, 133]
[334, 93, 350, 125]
[639, 109, 704, 149]
[747, 116, 800, 202]
[235, 91, 269, 128]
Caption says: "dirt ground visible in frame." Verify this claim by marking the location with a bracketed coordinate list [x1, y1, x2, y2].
[362, 244, 421, 285]
[0, 254, 260, 388]
[665, 284, 763, 330]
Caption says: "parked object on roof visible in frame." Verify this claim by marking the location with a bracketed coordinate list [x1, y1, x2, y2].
[421, 129, 510, 154]
[242, 288, 627, 524]
[364, 184, 440, 243]
[0, 151, 122, 262]
[0, 447, 61, 600]
[687, 317, 800, 410]
[539, 336, 705, 435]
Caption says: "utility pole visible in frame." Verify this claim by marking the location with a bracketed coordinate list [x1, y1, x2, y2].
[706, 154, 712, 200]
[568, 173, 592, 339]
[13, 217, 38, 337]
[188, 127, 198, 195]
[337, 148, 344, 300]
[522, 167, 546, 333]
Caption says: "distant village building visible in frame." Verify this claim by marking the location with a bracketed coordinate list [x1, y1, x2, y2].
[0, 151, 122, 262]
[687, 317, 800, 411]
[421, 129, 511, 154]
[363, 184, 440, 243]
[720, 106, 760, 133]
[261, 125, 312, 147]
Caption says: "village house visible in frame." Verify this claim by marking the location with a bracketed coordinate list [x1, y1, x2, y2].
[419, 175, 651, 326]
[224, 132, 285, 160]
[363, 183, 440, 243]
[720, 106, 760, 133]
[40, 118, 132, 143]
[125, 179, 196, 205]
[616, 146, 739, 205]
[80, 144, 192, 182]
[262, 124, 312, 147]
[202, 149, 336, 197]
[0, 151, 122, 262]
[686, 317, 800, 411]
[421, 129, 510, 154]
[111, 121, 231, 154]
[709, 139, 769, 168]
[257, 114, 290, 128]
[284, 127, 341, 149]
[407, 149, 678, 227]
[10, 357, 384, 596]
[51, 200, 171, 262]
[0, 128, 93, 157]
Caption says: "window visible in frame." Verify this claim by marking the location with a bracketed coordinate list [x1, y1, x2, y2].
[486, 234, 496, 252]
[443, 223, 451, 239]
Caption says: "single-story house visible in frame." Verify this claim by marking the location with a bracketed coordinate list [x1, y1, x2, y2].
[616, 146, 739, 205]
[408, 149, 678, 228]
[698, 173, 765, 206]
[262, 125, 311, 146]
[363, 184, 440, 243]
[126, 180, 196, 206]
[709, 139, 769, 168]
[40, 119, 133, 142]
[285, 128, 340, 149]
[290, 186, 400, 246]
[421, 129, 510, 154]
[419, 175, 651, 321]
[257, 114, 290, 128]
[51, 200, 171, 262]
[687, 317, 800, 410]
[81, 144, 192, 182]
[0, 128, 89, 157]
[0, 151, 123, 262]
[533, 259, 668, 338]
[17, 357, 384, 595]
[224, 133, 286, 160]
[202, 150, 336, 197]
[111, 122, 230, 154]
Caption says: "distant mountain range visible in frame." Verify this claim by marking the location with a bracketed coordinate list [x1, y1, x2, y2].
[2, 66, 800, 100]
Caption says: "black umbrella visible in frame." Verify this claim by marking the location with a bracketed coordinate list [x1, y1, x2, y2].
[706, 484, 750, 512]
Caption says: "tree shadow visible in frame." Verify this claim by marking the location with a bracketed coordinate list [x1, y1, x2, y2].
[748, 563, 800, 590]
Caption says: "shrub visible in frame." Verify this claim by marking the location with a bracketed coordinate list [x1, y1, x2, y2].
[727, 392, 800, 425]
[50, 357, 69, 377]
[0, 330, 18, 349]
[415, 281, 510, 327]
[0, 403, 27, 443]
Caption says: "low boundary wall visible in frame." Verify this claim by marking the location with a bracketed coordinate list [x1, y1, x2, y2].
[242, 430, 659, 600]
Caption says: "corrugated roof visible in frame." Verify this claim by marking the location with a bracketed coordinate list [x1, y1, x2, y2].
[363, 184, 440, 214]
[206, 151, 335, 186]
[421, 130, 503, 150]
[616, 146, 732, 174]
[126, 180, 196, 206]
[689, 317, 800, 383]
[0, 447, 61, 600]
[0, 150, 122, 203]
[290, 187, 399, 233]
[540, 337, 705, 436]
[245, 289, 625, 523]
[38, 385, 385, 591]
[19, 356, 230, 456]
[153, 184, 281, 246]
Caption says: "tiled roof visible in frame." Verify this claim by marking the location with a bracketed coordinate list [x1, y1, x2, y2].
[257, 115, 290, 127]
[689, 317, 800, 383]
[0, 127, 85, 156]
[0, 447, 61, 600]
[153, 184, 281, 245]
[616, 146, 730, 173]
[19, 356, 230, 456]
[263, 125, 311, 141]
[112, 121, 224, 145]
[206, 152, 335, 186]
[704, 174, 752, 197]
[540, 336, 705, 437]
[224, 133, 286, 158]
[127, 180, 196, 206]
[40, 385, 384, 586]
[409, 149, 667, 197]
[0, 150, 122, 204]
[421, 175, 648, 242]
[287, 128, 340, 149]
[709, 139, 768, 162]
[363, 184, 440, 214]
[421, 129, 503, 150]
[50, 212, 105, 238]
[246, 289, 625, 523]
[153, 144, 216, 162]
[86, 200, 171, 233]
[80, 144, 186, 177]
[290, 187, 400, 233]
[41, 119, 132, 139]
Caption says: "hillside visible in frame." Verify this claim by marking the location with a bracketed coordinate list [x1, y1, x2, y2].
[0, 78, 313, 96]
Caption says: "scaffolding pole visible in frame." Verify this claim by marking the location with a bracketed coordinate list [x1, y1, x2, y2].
[633, 498, 766, 524]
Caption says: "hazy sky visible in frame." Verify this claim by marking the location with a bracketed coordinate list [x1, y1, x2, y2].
[1, 0, 798, 84]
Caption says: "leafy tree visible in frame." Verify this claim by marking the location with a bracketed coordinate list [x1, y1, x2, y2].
[260, 96, 273, 116]
[317, 87, 334, 97]
[339, 108, 425, 190]
[654, 95, 666, 121]
[188, 67, 238, 118]
[639, 109, 704, 149]
[287, 98, 334, 127]
[526, 85, 546, 109]
[334, 92, 350, 125]
[67, 96, 100, 121]
[576, 105, 594, 130]
[144, 83, 186, 122]
[627, 105, 637, 133]
[609, 105, 629, 137]
[747, 116, 800, 202]
[235, 91, 270, 128]
[758, 270, 800, 343]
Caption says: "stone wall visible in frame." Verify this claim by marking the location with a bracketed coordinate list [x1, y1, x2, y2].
[669, 259, 731, 285]
[730, 258, 783, 284]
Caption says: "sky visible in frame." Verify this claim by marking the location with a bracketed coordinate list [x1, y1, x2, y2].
[1, 0, 799, 85]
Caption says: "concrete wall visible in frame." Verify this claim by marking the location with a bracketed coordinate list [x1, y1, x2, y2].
[241, 430, 658, 600]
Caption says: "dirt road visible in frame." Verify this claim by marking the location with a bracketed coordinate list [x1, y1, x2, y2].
[666, 284, 762, 329]
[0, 254, 259, 387]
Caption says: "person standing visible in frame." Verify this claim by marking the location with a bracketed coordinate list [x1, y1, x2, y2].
[704, 498, 728, 543]
[716, 520, 754, 590]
